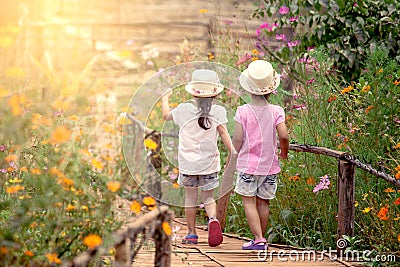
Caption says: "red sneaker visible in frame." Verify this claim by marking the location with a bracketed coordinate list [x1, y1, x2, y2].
[208, 218, 223, 247]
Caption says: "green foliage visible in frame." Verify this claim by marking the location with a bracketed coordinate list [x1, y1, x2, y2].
[254, 0, 400, 80]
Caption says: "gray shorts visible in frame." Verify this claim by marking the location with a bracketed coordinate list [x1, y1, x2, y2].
[178, 172, 219, 191]
[234, 172, 277, 200]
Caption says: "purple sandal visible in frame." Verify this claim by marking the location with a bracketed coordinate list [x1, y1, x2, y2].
[242, 238, 267, 250]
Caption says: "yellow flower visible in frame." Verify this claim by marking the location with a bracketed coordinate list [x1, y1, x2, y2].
[9, 177, 22, 183]
[30, 168, 42, 175]
[130, 200, 141, 215]
[162, 222, 172, 236]
[6, 185, 25, 194]
[46, 253, 61, 264]
[340, 85, 354, 95]
[7, 94, 27, 116]
[361, 85, 370, 92]
[252, 49, 260, 55]
[172, 182, 180, 189]
[67, 115, 79, 121]
[0, 86, 10, 97]
[83, 234, 102, 249]
[362, 207, 372, 213]
[51, 126, 72, 144]
[354, 201, 359, 207]
[144, 138, 158, 150]
[377, 68, 383, 74]
[107, 181, 121, 192]
[143, 196, 156, 208]
[199, 9, 208, 13]
[91, 159, 104, 170]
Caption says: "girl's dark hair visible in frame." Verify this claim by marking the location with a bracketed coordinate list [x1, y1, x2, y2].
[196, 97, 213, 130]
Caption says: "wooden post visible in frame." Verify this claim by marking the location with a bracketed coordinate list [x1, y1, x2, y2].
[217, 153, 237, 231]
[148, 133, 162, 200]
[154, 210, 174, 267]
[337, 160, 355, 253]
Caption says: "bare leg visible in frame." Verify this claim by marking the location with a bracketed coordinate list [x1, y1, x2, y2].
[242, 195, 263, 240]
[185, 186, 198, 235]
[256, 197, 270, 237]
[201, 189, 216, 219]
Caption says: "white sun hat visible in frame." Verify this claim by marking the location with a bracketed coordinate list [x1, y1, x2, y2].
[185, 69, 224, 97]
[239, 60, 280, 95]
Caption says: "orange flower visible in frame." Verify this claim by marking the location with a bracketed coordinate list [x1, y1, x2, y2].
[107, 180, 121, 192]
[396, 165, 400, 171]
[377, 206, 389, 221]
[289, 175, 300, 181]
[7, 94, 26, 116]
[30, 168, 42, 175]
[6, 185, 25, 194]
[327, 95, 337, 103]
[162, 222, 172, 236]
[383, 188, 395, 193]
[306, 177, 315, 185]
[394, 198, 400, 205]
[394, 143, 400, 149]
[5, 154, 17, 163]
[396, 172, 400, 180]
[340, 85, 353, 95]
[393, 80, 400, 86]
[46, 253, 61, 264]
[1, 246, 8, 254]
[172, 182, 180, 189]
[24, 250, 34, 257]
[143, 196, 156, 210]
[83, 234, 102, 249]
[66, 204, 76, 211]
[51, 126, 72, 144]
[199, 9, 208, 14]
[365, 105, 374, 113]
[130, 200, 141, 215]
[398, 234, 400, 242]
[361, 85, 371, 92]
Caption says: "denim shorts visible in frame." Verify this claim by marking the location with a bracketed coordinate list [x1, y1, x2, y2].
[178, 172, 219, 191]
[234, 172, 277, 200]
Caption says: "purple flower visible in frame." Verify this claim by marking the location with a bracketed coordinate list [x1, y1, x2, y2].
[0, 145, 5, 152]
[0, 169, 6, 173]
[276, 34, 287, 40]
[313, 175, 331, 193]
[279, 6, 290, 15]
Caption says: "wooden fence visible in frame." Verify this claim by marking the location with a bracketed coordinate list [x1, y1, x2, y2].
[62, 205, 173, 267]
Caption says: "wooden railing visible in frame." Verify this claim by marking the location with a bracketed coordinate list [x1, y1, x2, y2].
[62, 205, 173, 267]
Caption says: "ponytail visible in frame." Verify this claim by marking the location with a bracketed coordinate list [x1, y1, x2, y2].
[196, 97, 213, 130]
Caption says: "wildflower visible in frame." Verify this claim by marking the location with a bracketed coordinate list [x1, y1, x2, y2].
[354, 201, 359, 207]
[306, 79, 315, 84]
[66, 204, 76, 211]
[287, 40, 300, 47]
[362, 85, 370, 92]
[393, 80, 400, 86]
[235, 53, 252, 66]
[143, 196, 156, 207]
[172, 182, 180, 189]
[362, 207, 372, 213]
[6, 185, 25, 194]
[251, 49, 259, 55]
[276, 34, 286, 40]
[207, 52, 214, 60]
[91, 159, 104, 170]
[46, 253, 61, 264]
[5, 154, 17, 163]
[394, 143, 400, 149]
[377, 206, 389, 221]
[365, 105, 374, 114]
[340, 85, 354, 94]
[289, 175, 300, 181]
[130, 200, 141, 215]
[328, 95, 337, 103]
[383, 188, 395, 193]
[162, 222, 172, 236]
[30, 168, 42, 175]
[199, 9, 208, 14]
[51, 126, 72, 144]
[279, 6, 289, 14]
[313, 175, 330, 193]
[107, 181, 121, 192]
[0, 246, 7, 254]
[394, 198, 400, 205]
[398, 234, 400, 242]
[289, 16, 298, 22]
[5, 66, 25, 79]
[396, 165, 400, 172]
[24, 250, 34, 257]
[306, 177, 315, 185]
[222, 19, 233, 25]
[376, 68, 383, 74]
[396, 172, 400, 180]
[144, 138, 158, 150]
[83, 234, 102, 249]
[141, 45, 159, 60]
[0, 86, 10, 97]
[293, 104, 306, 110]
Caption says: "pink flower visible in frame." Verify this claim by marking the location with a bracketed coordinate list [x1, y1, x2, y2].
[313, 175, 331, 193]
[279, 6, 290, 15]
[276, 34, 286, 40]
[222, 20, 233, 25]
[293, 104, 306, 110]
[289, 16, 298, 22]
[306, 79, 315, 84]
[288, 40, 300, 47]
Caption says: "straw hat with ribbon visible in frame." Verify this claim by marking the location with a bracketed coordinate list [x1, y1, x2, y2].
[239, 60, 280, 95]
[185, 69, 224, 97]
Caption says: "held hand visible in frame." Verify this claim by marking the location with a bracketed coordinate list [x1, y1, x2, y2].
[279, 151, 288, 160]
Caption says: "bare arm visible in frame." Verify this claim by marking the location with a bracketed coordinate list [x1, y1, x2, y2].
[277, 122, 289, 160]
[232, 121, 243, 153]
[217, 124, 235, 164]
[161, 90, 173, 121]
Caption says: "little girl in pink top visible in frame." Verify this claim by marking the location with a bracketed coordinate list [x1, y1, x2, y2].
[232, 60, 289, 250]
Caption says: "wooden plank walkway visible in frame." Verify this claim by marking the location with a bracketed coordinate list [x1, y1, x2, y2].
[133, 218, 355, 267]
